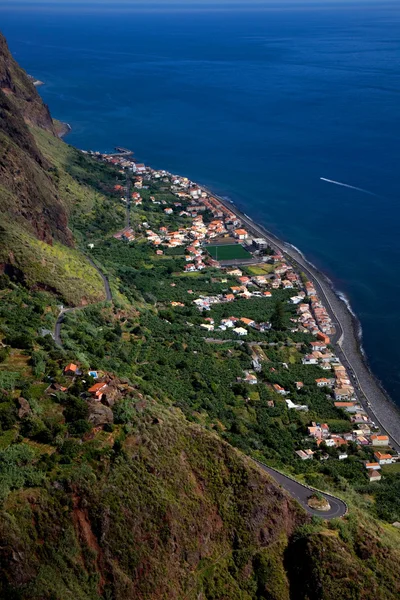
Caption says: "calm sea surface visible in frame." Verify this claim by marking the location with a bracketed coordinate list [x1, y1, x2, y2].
[2, 3, 400, 405]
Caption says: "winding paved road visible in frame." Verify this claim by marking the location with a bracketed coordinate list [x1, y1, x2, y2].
[256, 461, 347, 518]
[203, 187, 400, 452]
[54, 256, 112, 347]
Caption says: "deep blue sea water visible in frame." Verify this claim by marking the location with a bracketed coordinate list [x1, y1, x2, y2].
[2, 3, 400, 405]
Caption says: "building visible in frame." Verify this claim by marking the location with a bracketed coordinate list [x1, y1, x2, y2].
[233, 327, 248, 336]
[374, 452, 394, 465]
[295, 449, 314, 460]
[365, 462, 381, 470]
[273, 384, 289, 395]
[253, 238, 269, 250]
[315, 378, 335, 388]
[88, 382, 108, 400]
[240, 317, 255, 327]
[317, 332, 330, 345]
[369, 470, 382, 482]
[334, 388, 353, 401]
[64, 363, 80, 376]
[233, 229, 248, 240]
[370, 435, 389, 447]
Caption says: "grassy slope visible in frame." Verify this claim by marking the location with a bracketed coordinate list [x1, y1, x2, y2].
[0, 404, 305, 600]
[1, 398, 399, 600]
[0, 125, 126, 305]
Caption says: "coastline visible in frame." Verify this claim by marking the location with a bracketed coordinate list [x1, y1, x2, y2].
[52, 118, 71, 139]
[201, 184, 400, 451]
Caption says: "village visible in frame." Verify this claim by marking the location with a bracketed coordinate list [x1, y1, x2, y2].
[82, 148, 399, 484]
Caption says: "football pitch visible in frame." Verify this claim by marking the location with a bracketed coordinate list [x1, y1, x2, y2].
[206, 244, 252, 260]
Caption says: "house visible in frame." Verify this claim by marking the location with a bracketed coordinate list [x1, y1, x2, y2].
[315, 377, 335, 388]
[238, 276, 251, 285]
[371, 435, 389, 447]
[331, 435, 347, 447]
[221, 318, 236, 328]
[317, 332, 330, 344]
[233, 229, 248, 240]
[310, 341, 327, 352]
[325, 439, 336, 447]
[302, 355, 318, 365]
[164, 208, 173, 215]
[334, 387, 353, 401]
[253, 238, 269, 250]
[365, 462, 381, 470]
[88, 382, 108, 400]
[227, 268, 242, 277]
[338, 453, 348, 460]
[369, 470, 382, 482]
[64, 363, 80, 376]
[200, 323, 214, 332]
[240, 318, 255, 328]
[233, 327, 248, 336]
[308, 423, 329, 438]
[374, 452, 394, 465]
[295, 449, 314, 460]
[244, 372, 258, 385]
[263, 291, 272, 297]
[273, 384, 289, 395]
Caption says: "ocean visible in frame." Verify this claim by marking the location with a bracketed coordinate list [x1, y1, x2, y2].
[2, 2, 400, 405]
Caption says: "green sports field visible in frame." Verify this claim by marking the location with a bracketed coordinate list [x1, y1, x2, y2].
[206, 244, 252, 260]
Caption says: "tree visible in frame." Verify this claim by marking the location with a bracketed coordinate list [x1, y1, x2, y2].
[271, 301, 286, 331]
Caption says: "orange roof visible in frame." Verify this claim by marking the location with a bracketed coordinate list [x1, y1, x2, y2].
[234, 229, 247, 235]
[241, 318, 254, 325]
[371, 435, 389, 441]
[88, 382, 107, 394]
[374, 452, 392, 460]
[64, 363, 78, 372]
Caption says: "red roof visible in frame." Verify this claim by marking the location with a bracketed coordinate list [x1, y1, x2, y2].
[88, 382, 107, 394]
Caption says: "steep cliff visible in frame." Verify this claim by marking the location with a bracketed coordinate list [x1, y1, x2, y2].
[0, 32, 72, 247]
[0, 32, 55, 133]
[0, 32, 116, 304]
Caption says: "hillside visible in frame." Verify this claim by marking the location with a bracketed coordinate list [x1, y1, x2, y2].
[0, 31, 399, 600]
[0, 32, 114, 305]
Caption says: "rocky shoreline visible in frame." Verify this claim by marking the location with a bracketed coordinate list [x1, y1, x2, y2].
[204, 186, 400, 451]
[52, 118, 71, 138]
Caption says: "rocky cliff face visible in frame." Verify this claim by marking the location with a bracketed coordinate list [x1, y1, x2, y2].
[0, 32, 71, 246]
[0, 33, 55, 133]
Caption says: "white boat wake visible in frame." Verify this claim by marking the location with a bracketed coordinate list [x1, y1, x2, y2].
[320, 177, 377, 196]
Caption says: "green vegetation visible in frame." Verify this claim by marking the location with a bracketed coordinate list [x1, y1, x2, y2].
[0, 33, 399, 598]
[206, 243, 252, 260]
